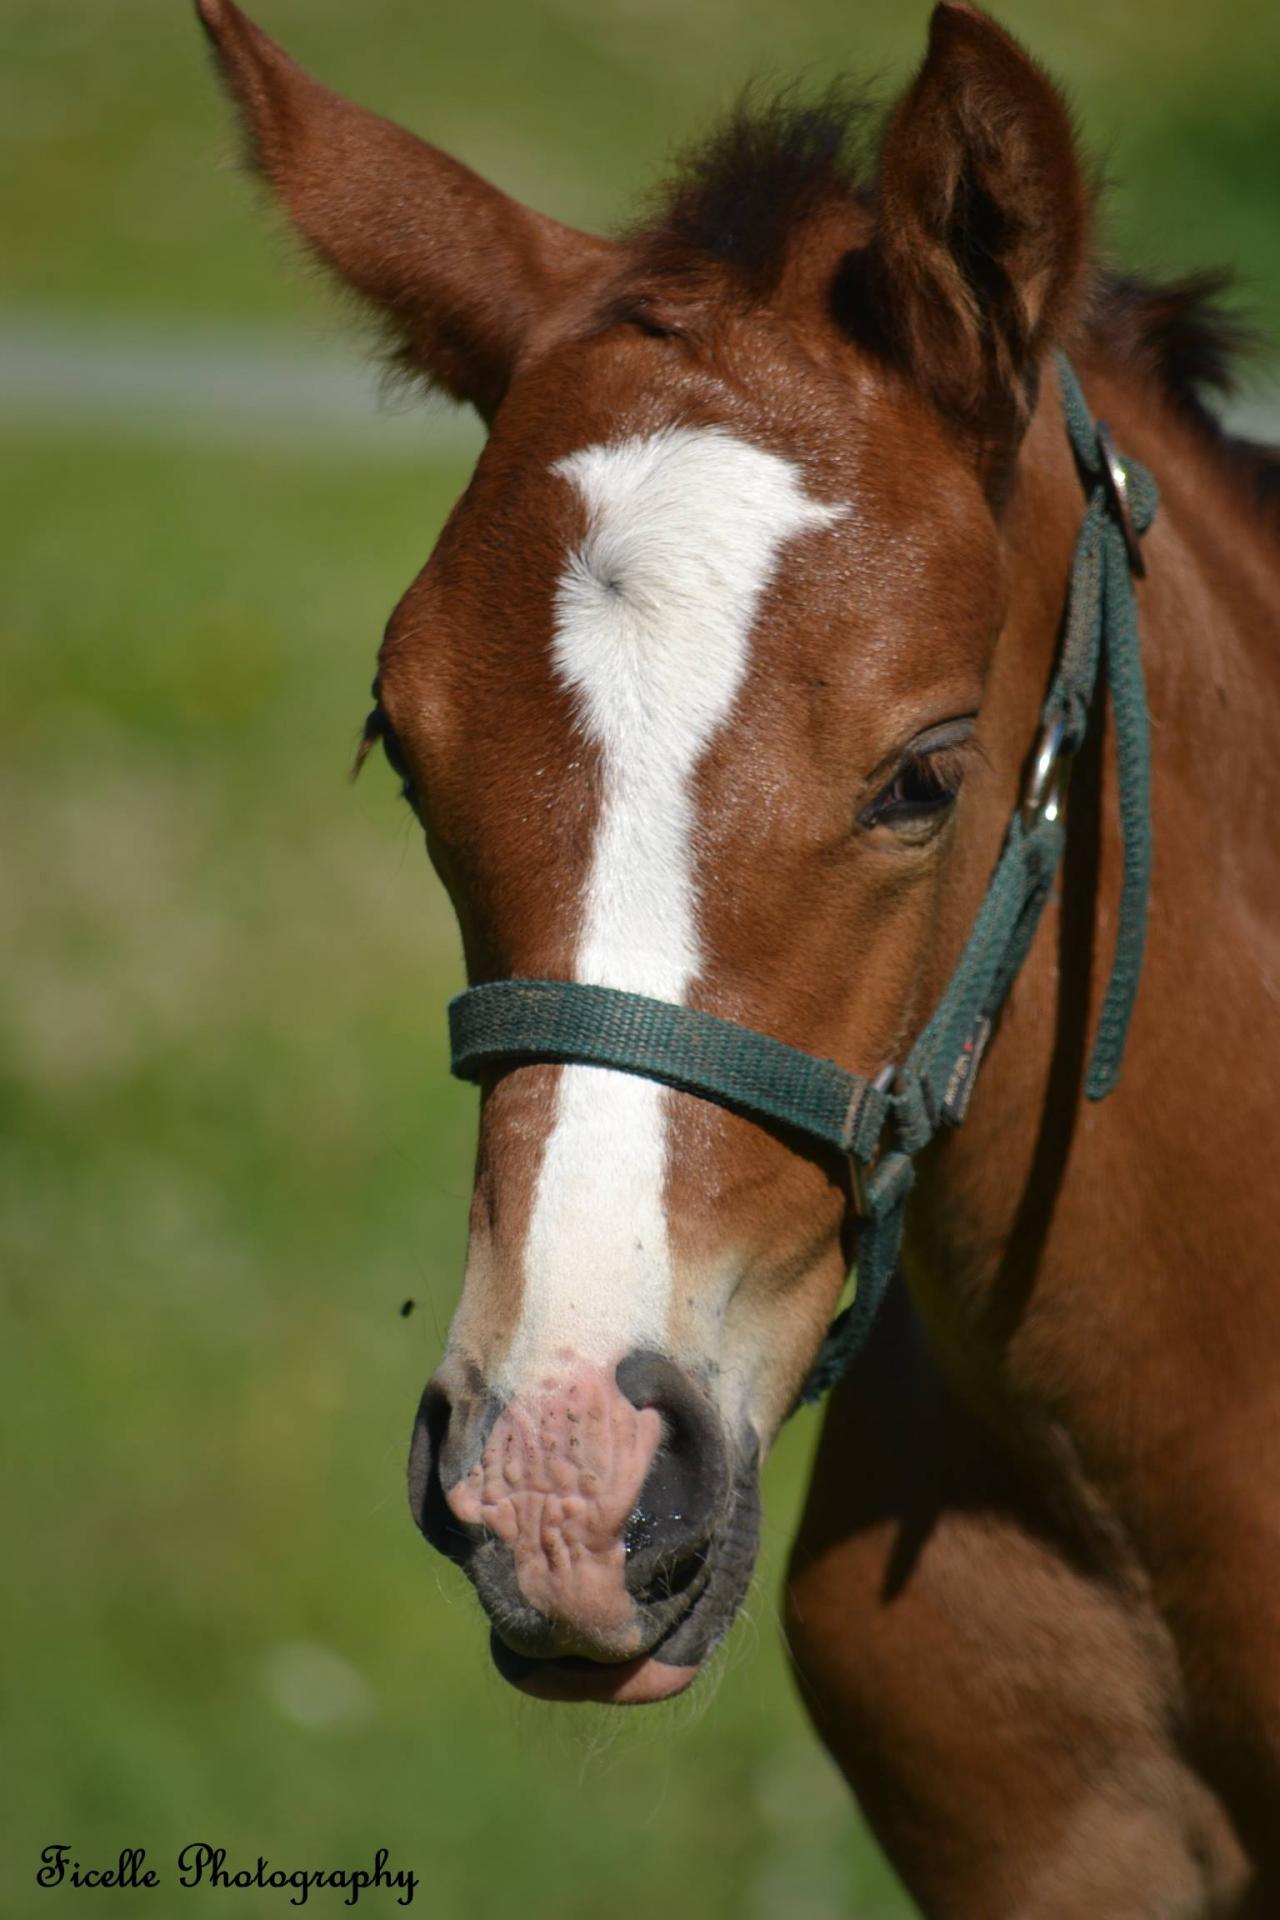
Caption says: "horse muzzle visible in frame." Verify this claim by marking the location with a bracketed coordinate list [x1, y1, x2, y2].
[407, 1349, 760, 1703]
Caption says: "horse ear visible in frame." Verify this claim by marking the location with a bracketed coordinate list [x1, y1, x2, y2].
[855, 2, 1090, 474]
[195, 0, 609, 420]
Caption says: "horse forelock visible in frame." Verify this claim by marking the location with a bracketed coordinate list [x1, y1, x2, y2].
[606, 90, 1274, 516]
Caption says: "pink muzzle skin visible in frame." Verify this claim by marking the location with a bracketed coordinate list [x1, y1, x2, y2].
[445, 1361, 663, 1659]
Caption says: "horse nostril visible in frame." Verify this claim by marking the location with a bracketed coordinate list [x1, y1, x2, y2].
[407, 1381, 475, 1563]
[616, 1351, 729, 1598]
[625, 1526, 708, 1609]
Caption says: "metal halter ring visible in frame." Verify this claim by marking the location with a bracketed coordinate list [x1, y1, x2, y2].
[1096, 419, 1147, 578]
[1021, 715, 1070, 828]
[850, 1063, 897, 1217]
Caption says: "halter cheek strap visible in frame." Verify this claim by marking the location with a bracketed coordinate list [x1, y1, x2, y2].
[448, 356, 1158, 1411]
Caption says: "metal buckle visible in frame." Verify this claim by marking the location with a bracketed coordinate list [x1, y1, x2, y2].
[1096, 420, 1147, 578]
[850, 1064, 897, 1217]
[1021, 715, 1070, 828]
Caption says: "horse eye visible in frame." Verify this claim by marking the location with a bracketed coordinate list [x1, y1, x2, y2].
[859, 747, 965, 834]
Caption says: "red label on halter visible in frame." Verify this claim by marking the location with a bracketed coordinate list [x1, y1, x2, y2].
[941, 1015, 992, 1126]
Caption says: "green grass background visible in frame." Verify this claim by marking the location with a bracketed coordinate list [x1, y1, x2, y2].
[2, 3, 1276, 1917]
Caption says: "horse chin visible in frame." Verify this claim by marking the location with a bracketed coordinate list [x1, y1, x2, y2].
[489, 1633, 699, 1705]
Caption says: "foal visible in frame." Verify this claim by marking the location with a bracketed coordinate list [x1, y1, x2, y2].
[197, 1, 1280, 1909]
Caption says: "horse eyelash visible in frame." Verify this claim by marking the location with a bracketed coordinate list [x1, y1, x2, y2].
[906, 742, 975, 796]
[351, 709, 381, 781]
[351, 706, 417, 805]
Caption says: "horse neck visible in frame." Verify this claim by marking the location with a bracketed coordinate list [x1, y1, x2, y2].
[1090, 361, 1280, 824]
[902, 355, 1280, 1413]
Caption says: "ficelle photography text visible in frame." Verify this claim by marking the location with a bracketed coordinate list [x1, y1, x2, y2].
[37, 1844, 418, 1906]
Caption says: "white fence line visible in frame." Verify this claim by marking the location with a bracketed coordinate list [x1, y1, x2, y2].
[1, 309, 1276, 459]
[0, 310, 484, 461]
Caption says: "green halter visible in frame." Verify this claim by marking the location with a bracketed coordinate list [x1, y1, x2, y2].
[449, 355, 1158, 1408]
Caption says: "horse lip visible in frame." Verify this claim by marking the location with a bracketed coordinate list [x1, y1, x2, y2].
[489, 1629, 699, 1705]
[487, 1548, 725, 1703]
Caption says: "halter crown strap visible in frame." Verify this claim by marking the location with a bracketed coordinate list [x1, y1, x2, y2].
[448, 356, 1158, 1409]
[1053, 356, 1157, 1096]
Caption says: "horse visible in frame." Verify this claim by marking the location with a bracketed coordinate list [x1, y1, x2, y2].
[196, 1, 1280, 1909]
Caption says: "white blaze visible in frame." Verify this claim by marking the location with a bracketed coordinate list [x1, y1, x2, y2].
[507, 426, 842, 1382]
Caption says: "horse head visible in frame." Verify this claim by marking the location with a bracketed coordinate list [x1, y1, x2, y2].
[198, 0, 1094, 1704]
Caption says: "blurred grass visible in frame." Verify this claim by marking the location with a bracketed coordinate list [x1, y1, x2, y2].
[2, 1, 1276, 1915]
[4, 0, 1279, 334]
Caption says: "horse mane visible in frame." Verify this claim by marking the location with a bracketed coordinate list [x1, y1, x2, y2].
[1086, 269, 1280, 518]
[627, 86, 875, 296]
[624, 91, 1280, 520]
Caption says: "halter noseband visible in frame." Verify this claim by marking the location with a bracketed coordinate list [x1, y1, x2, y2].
[448, 355, 1158, 1410]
